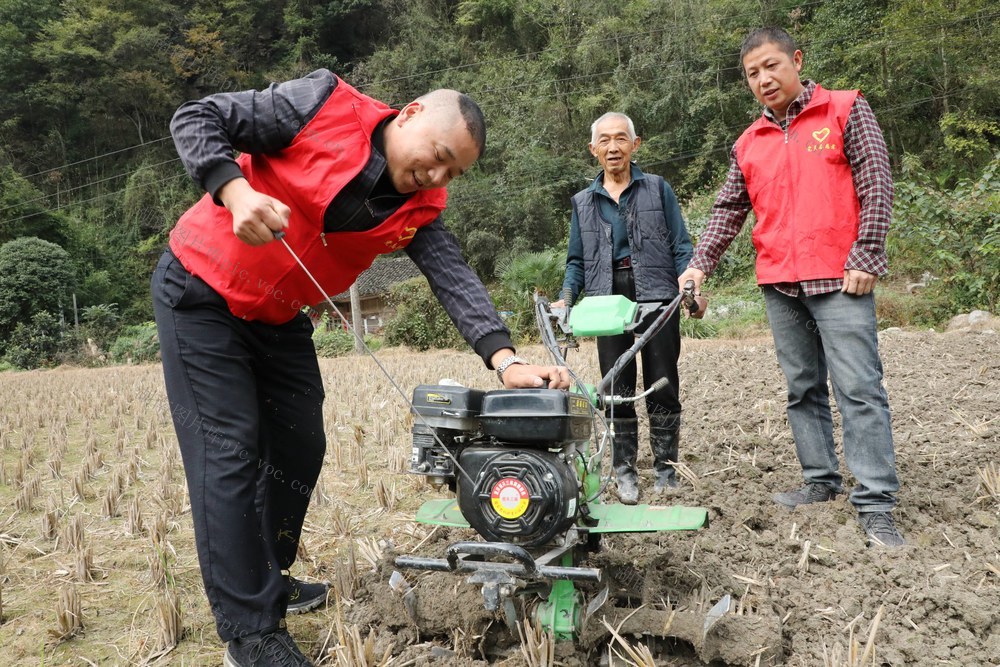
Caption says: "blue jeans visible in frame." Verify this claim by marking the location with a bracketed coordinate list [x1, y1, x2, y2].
[763, 287, 899, 512]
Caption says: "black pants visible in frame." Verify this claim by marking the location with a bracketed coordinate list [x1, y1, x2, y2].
[151, 250, 326, 641]
[596, 268, 682, 419]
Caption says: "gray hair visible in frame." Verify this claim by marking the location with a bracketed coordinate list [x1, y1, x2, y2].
[590, 112, 637, 145]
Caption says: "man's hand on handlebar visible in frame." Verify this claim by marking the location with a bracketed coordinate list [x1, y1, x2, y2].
[504, 363, 571, 390]
[678, 268, 709, 319]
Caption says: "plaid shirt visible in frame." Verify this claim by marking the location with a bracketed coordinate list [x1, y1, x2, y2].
[689, 81, 894, 297]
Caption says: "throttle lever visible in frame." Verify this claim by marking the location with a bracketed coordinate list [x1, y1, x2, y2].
[683, 279, 698, 315]
[682, 279, 708, 319]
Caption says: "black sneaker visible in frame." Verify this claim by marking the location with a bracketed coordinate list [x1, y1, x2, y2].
[858, 512, 906, 548]
[773, 482, 841, 508]
[224, 622, 314, 667]
[285, 575, 329, 615]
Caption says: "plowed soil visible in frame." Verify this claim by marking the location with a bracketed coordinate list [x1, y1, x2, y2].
[0, 328, 997, 666]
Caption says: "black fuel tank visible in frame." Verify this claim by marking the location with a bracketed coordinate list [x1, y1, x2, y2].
[478, 389, 592, 445]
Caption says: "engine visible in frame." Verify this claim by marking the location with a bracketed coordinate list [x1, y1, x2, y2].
[410, 384, 592, 547]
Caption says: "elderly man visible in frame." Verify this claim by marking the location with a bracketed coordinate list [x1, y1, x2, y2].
[556, 112, 694, 504]
[153, 69, 570, 666]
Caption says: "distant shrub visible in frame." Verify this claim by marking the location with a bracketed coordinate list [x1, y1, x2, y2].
[108, 322, 160, 364]
[383, 278, 465, 351]
[891, 153, 999, 313]
[2, 311, 63, 369]
[80, 303, 122, 351]
[875, 288, 950, 328]
[493, 248, 567, 343]
[682, 185, 757, 287]
[312, 326, 354, 357]
[311, 313, 383, 357]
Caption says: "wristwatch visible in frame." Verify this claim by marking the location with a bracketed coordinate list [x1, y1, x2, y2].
[495, 355, 527, 384]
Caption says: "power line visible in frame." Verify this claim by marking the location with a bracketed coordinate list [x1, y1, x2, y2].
[0, 90, 972, 229]
[3, 11, 992, 223]
[466, 11, 999, 107]
[4, 5, 992, 188]
[1, 136, 174, 188]
[0, 157, 182, 215]
[355, 0, 843, 91]
[0, 171, 190, 227]
[413, 91, 973, 211]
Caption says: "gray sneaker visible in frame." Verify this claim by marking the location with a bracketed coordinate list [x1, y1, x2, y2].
[858, 512, 906, 548]
[773, 482, 840, 508]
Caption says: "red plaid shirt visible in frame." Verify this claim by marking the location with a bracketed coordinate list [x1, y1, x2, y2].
[690, 81, 894, 297]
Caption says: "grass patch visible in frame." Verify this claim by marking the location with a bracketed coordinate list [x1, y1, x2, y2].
[691, 277, 769, 339]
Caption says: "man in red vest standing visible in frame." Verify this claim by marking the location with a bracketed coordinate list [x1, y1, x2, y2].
[678, 28, 905, 549]
[153, 70, 570, 666]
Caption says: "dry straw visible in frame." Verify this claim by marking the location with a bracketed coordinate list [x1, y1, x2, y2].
[517, 618, 555, 667]
[332, 545, 359, 602]
[148, 536, 174, 589]
[15, 474, 39, 512]
[374, 479, 397, 512]
[976, 463, 999, 506]
[51, 583, 83, 640]
[71, 470, 87, 501]
[822, 604, 886, 667]
[62, 514, 94, 582]
[126, 495, 145, 536]
[326, 594, 392, 666]
[329, 506, 354, 538]
[601, 613, 656, 666]
[41, 496, 59, 540]
[154, 589, 183, 651]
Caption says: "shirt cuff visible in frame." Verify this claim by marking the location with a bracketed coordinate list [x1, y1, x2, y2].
[844, 246, 888, 276]
[204, 162, 246, 206]
[475, 331, 516, 369]
[688, 254, 717, 276]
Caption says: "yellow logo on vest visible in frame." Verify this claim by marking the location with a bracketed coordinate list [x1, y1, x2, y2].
[385, 226, 418, 251]
[807, 127, 838, 153]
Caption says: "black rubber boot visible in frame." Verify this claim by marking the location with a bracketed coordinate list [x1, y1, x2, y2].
[611, 417, 640, 505]
[650, 413, 681, 493]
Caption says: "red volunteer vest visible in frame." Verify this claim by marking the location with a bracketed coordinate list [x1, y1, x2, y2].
[735, 85, 861, 284]
[169, 78, 447, 324]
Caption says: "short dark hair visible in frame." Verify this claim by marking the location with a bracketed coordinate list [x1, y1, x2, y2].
[740, 27, 798, 67]
[457, 93, 487, 158]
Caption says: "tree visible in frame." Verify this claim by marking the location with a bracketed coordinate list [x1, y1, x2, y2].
[0, 162, 70, 244]
[0, 236, 75, 351]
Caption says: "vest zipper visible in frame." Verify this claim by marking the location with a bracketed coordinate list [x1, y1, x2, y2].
[321, 232, 327, 246]
[783, 118, 797, 277]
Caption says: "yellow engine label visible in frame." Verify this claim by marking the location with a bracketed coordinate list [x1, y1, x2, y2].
[490, 478, 530, 519]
